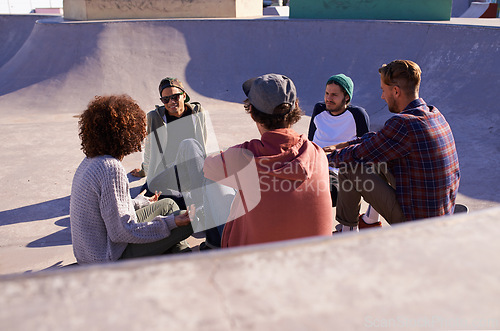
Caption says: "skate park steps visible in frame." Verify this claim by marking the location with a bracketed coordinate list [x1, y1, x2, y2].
[0, 14, 499, 329]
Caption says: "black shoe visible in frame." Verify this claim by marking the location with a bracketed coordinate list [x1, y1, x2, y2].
[199, 241, 219, 251]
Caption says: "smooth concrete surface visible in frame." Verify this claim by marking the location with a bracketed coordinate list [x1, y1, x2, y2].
[0, 14, 499, 329]
[452, 0, 473, 17]
[1, 208, 500, 330]
[63, 0, 262, 20]
[263, 5, 289, 16]
[461, 2, 499, 18]
[0, 14, 50, 68]
[0, 15, 499, 271]
[290, 0, 453, 20]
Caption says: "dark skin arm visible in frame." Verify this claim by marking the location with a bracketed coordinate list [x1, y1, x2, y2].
[174, 204, 195, 226]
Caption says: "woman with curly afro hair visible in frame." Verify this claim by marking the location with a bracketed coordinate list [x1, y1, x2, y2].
[70, 94, 194, 265]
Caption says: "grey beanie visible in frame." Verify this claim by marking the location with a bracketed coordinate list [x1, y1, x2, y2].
[242, 73, 296, 115]
[326, 74, 354, 101]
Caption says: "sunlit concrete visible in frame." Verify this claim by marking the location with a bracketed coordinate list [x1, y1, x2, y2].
[1, 208, 500, 330]
[0, 14, 499, 329]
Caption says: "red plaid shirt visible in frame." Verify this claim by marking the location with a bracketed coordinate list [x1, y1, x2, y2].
[328, 98, 460, 221]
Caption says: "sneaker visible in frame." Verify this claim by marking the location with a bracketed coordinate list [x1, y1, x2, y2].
[199, 242, 211, 250]
[165, 240, 192, 254]
[199, 241, 219, 251]
[332, 224, 359, 235]
[191, 231, 206, 239]
[358, 214, 382, 229]
[454, 203, 469, 214]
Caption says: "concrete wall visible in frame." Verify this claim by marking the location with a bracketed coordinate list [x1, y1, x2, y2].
[63, 0, 262, 20]
[452, 0, 472, 17]
[1, 208, 500, 330]
[0, 15, 48, 68]
[290, 0, 453, 20]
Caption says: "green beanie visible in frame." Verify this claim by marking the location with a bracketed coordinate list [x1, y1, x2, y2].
[326, 74, 354, 102]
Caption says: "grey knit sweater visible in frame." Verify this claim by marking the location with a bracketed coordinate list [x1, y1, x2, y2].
[70, 156, 177, 264]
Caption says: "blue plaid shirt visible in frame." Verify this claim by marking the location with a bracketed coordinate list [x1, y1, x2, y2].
[328, 98, 460, 221]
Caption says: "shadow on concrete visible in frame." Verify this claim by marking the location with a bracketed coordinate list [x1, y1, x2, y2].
[26, 217, 71, 247]
[180, 20, 500, 204]
[181, 20, 500, 116]
[0, 17, 498, 245]
[0, 15, 49, 68]
[0, 173, 142, 227]
[0, 16, 103, 99]
[22, 260, 70, 274]
[127, 172, 143, 183]
[0, 196, 70, 226]
[0, 179, 143, 250]
[0, 16, 498, 279]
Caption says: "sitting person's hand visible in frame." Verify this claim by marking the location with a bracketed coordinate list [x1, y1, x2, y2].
[323, 141, 349, 153]
[130, 168, 145, 177]
[148, 191, 162, 203]
[175, 204, 195, 227]
[323, 145, 336, 153]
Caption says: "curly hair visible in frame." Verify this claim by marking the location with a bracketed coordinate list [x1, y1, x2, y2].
[78, 94, 146, 159]
[244, 99, 303, 130]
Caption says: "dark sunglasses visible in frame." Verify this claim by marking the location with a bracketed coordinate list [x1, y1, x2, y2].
[160, 93, 183, 104]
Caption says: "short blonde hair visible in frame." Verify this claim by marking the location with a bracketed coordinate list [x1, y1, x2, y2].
[379, 60, 421, 95]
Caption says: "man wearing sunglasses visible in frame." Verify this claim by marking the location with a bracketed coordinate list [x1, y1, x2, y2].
[132, 77, 231, 250]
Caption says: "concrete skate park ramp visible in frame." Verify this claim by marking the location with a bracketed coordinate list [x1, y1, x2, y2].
[460, 2, 499, 18]
[1, 15, 499, 206]
[0, 14, 500, 329]
[0, 15, 51, 68]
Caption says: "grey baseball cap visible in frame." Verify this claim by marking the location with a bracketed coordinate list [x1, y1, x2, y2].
[242, 73, 296, 115]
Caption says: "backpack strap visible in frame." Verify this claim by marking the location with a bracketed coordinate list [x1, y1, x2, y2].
[152, 105, 168, 168]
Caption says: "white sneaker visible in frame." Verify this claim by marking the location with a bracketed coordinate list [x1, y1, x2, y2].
[342, 224, 359, 232]
[333, 224, 359, 235]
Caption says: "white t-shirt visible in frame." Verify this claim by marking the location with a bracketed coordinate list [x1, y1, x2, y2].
[312, 110, 357, 148]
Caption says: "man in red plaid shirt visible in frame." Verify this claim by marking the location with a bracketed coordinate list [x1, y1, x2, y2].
[326, 60, 460, 232]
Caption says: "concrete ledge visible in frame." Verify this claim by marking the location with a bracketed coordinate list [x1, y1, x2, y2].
[1, 207, 499, 329]
[63, 0, 262, 20]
